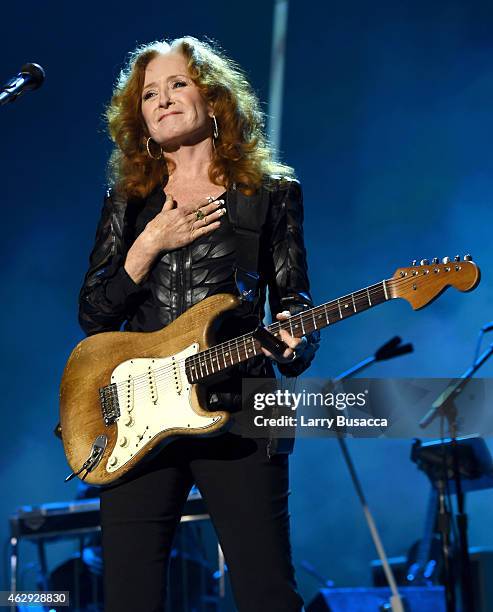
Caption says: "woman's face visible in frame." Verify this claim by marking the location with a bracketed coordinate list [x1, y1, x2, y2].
[141, 51, 212, 148]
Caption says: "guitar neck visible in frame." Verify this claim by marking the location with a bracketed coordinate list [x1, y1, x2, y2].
[186, 278, 395, 384]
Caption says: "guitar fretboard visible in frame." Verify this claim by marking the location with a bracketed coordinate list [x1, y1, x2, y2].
[185, 279, 393, 384]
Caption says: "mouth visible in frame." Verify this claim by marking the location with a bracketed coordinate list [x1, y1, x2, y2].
[158, 112, 181, 122]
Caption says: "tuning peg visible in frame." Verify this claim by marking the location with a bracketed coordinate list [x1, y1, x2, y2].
[412, 260, 417, 266]
[420, 259, 429, 265]
[454, 255, 460, 262]
[442, 257, 451, 264]
[432, 257, 439, 264]
[464, 254, 472, 261]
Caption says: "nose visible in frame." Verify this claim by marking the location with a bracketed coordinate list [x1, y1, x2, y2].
[158, 82, 173, 108]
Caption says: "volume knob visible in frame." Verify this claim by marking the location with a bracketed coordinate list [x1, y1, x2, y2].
[442, 257, 451, 264]
[464, 254, 472, 261]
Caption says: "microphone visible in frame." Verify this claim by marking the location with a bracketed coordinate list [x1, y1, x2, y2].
[0, 63, 45, 106]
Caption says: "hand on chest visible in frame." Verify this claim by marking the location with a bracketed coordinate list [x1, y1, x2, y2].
[166, 183, 226, 210]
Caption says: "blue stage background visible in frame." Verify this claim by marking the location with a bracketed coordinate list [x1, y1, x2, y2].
[1, 0, 492, 603]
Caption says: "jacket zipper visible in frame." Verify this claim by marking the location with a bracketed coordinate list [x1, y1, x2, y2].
[177, 247, 184, 316]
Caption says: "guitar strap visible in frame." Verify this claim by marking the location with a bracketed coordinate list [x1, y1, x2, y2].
[227, 182, 271, 308]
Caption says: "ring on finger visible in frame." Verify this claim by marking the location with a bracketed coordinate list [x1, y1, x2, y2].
[196, 210, 205, 221]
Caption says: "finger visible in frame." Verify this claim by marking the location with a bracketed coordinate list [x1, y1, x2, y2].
[261, 345, 294, 362]
[282, 348, 295, 360]
[191, 221, 221, 239]
[276, 311, 292, 320]
[161, 193, 176, 212]
[279, 328, 300, 350]
[192, 207, 226, 230]
[201, 207, 227, 227]
[185, 198, 224, 220]
[200, 198, 225, 216]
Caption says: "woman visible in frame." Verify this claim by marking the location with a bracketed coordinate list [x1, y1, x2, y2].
[79, 36, 319, 612]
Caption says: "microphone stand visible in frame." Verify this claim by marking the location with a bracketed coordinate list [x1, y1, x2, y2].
[418, 341, 493, 612]
[327, 337, 413, 612]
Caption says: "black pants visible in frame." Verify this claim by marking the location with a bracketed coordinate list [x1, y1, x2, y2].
[100, 433, 304, 612]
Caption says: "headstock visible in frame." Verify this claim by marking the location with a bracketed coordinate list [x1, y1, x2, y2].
[391, 255, 480, 310]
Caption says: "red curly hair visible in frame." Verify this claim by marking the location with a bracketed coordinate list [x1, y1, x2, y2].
[105, 36, 295, 199]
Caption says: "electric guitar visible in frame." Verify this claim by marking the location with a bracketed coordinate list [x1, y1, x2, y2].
[60, 256, 480, 485]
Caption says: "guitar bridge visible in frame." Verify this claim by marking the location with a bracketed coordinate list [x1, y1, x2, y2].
[99, 383, 120, 425]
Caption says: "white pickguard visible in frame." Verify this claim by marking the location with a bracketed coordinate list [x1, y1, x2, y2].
[106, 343, 222, 472]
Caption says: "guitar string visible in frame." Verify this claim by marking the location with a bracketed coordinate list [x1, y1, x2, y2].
[109, 280, 392, 396]
[108, 269, 459, 398]
[106, 271, 444, 397]
[104, 268, 466, 394]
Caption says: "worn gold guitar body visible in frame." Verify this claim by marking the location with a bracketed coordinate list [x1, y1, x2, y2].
[60, 257, 480, 486]
[60, 293, 240, 486]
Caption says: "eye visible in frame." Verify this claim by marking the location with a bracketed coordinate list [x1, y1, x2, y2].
[143, 90, 155, 101]
[172, 80, 187, 89]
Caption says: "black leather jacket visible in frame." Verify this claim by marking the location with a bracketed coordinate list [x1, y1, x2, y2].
[78, 176, 320, 447]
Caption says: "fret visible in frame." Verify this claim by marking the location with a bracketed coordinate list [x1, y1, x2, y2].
[366, 287, 372, 306]
[214, 346, 221, 373]
[222, 346, 228, 369]
[236, 341, 241, 364]
[210, 348, 216, 374]
[368, 283, 385, 306]
[251, 337, 258, 355]
[203, 355, 209, 377]
[324, 304, 330, 325]
[314, 308, 325, 328]
[198, 357, 204, 380]
[383, 280, 389, 300]
[326, 302, 339, 325]
[312, 309, 317, 329]
[186, 358, 194, 383]
[337, 299, 343, 319]
[351, 293, 357, 312]
[227, 344, 234, 367]
[340, 299, 352, 317]
[243, 336, 248, 358]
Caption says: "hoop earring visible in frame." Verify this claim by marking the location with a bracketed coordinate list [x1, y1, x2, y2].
[146, 137, 163, 160]
[212, 114, 219, 139]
